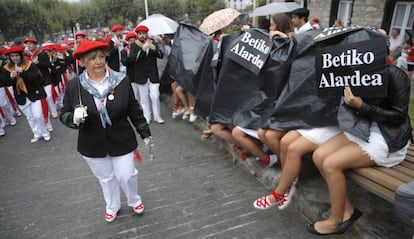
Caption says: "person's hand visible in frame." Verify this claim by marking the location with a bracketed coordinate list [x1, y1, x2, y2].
[73, 106, 88, 126]
[144, 137, 151, 146]
[149, 43, 156, 51]
[344, 86, 363, 109]
[240, 25, 250, 32]
[10, 71, 18, 78]
[15, 66, 22, 73]
[269, 30, 288, 39]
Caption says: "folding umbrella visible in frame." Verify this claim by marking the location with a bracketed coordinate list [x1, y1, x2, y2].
[138, 14, 179, 36]
[199, 8, 241, 35]
[250, 2, 301, 17]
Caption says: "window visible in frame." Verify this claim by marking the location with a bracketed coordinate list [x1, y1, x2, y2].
[337, 0, 353, 27]
[390, 1, 414, 40]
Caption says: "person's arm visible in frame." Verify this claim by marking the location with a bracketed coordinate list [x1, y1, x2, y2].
[346, 67, 410, 125]
[59, 79, 80, 129]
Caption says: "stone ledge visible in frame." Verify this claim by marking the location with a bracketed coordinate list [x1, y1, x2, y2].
[161, 94, 410, 238]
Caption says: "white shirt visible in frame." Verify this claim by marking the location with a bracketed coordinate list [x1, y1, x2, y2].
[389, 34, 404, 51]
[294, 21, 314, 34]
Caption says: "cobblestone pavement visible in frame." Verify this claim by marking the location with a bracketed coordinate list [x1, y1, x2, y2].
[0, 102, 326, 239]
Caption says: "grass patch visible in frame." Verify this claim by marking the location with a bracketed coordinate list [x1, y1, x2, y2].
[410, 98, 414, 130]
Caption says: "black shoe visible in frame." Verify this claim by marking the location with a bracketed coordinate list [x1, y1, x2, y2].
[337, 208, 362, 234]
[307, 223, 343, 236]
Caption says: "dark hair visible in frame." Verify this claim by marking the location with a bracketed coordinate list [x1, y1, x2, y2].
[271, 13, 293, 34]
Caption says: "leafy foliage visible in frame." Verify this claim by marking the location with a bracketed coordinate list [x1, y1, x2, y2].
[0, 0, 229, 43]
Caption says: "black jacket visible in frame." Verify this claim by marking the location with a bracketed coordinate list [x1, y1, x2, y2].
[129, 39, 163, 84]
[2, 61, 46, 105]
[356, 65, 412, 152]
[107, 39, 126, 72]
[121, 47, 136, 83]
[60, 73, 151, 157]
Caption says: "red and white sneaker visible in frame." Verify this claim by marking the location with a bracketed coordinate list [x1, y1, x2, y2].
[278, 177, 298, 210]
[133, 203, 144, 214]
[104, 212, 117, 223]
[254, 190, 284, 210]
[253, 196, 277, 210]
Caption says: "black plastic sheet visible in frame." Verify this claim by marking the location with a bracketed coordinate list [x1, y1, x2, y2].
[167, 23, 212, 96]
[264, 27, 387, 130]
[208, 29, 268, 126]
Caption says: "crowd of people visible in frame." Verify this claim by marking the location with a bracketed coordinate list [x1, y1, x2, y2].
[0, 6, 412, 236]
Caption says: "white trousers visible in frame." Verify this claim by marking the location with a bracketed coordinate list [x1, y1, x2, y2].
[19, 98, 49, 138]
[137, 79, 161, 122]
[83, 152, 142, 215]
[0, 88, 16, 122]
[43, 84, 58, 116]
[130, 82, 140, 104]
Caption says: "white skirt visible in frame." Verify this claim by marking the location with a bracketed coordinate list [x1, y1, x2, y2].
[345, 122, 409, 168]
[297, 126, 341, 145]
[236, 126, 259, 140]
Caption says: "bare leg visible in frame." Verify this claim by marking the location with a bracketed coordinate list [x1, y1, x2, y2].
[232, 127, 266, 160]
[279, 130, 301, 169]
[210, 123, 237, 145]
[175, 85, 189, 109]
[260, 128, 286, 159]
[313, 140, 375, 234]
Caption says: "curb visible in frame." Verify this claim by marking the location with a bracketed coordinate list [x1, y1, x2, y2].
[160, 93, 410, 238]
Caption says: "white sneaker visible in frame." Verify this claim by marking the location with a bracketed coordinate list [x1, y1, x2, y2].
[133, 203, 144, 214]
[278, 177, 298, 210]
[172, 107, 185, 118]
[9, 118, 17, 126]
[30, 137, 40, 143]
[156, 118, 165, 124]
[43, 135, 51, 141]
[189, 113, 197, 123]
[104, 212, 117, 223]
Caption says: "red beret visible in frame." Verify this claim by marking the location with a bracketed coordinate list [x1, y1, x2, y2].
[407, 47, 414, 63]
[42, 44, 55, 51]
[111, 24, 124, 32]
[73, 39, 110, 60]
[4, 45, 25, 55]
[312, 18, 320, 23]
[75, 32, 86, 38]
[125, 32, 137, 41]
[24, 37, 38, 44]
[135, 25, 149, 33]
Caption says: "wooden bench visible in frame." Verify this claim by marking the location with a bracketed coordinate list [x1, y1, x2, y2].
[347, 143, 414, 202]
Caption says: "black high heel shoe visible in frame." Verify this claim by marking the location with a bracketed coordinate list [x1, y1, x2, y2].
[307, 208, 362, 236]
[337, 208, 362, 234]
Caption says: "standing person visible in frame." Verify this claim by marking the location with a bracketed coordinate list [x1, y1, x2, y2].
[1, 45, 50, 142]
[37, 44, 58, 132]
[129, 25, 165, 124]
[389, 28, 404, 64]
[59, 39, 152, 223]
[308, 65, 412, 235]
[290, 8, 313, 33]
[107, 24, 127, 73]
[121, 32, 139, 101]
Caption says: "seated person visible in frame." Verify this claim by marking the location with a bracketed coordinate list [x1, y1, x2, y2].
[254, 126, 340, 210]
[232, 126, 278, 167]
[308, 66, 411, 235]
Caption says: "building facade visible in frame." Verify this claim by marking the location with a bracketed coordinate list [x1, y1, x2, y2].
[265, 0, 414, 39]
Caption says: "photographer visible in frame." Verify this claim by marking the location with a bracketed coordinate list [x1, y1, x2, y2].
[59, 39, 151, 223]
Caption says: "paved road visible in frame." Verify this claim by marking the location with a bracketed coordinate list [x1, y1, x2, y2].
[0, 102, 323, 239]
